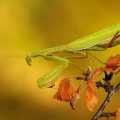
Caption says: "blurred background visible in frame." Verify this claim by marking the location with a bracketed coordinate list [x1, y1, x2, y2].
[0, 0, 120, 120]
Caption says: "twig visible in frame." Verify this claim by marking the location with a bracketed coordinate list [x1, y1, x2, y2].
[92, 72, 120, 120]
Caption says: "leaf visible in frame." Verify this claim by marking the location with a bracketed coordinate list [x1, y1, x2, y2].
[114, 107, 120, 120]
[53, 78, 75, 102]
[83, 66, 118, 111]
[83, 54, 120, 111]
[84, 74, 99, 111]
[107, 54, 120, 67]
[53, 78, 81, 110]
[94, 67, 115, 75]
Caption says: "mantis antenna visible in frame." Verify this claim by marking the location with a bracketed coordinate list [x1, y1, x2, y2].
[6, 53, 25, 58]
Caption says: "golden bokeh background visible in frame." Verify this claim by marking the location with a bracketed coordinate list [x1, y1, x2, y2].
[0, 0, 120, 120]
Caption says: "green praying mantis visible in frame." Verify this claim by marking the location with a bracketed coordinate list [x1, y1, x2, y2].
[26, 23, 120, 88]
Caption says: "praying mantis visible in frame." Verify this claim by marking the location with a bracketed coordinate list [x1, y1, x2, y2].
[26, 23, 120, 88]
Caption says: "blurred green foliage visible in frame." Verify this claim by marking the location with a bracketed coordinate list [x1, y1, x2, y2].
[0, 0, 120, 120]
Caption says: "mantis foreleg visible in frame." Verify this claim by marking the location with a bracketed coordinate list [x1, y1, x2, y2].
[27, 54, 69, 88]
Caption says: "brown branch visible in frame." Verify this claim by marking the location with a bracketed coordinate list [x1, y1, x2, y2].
[91, 71, 120, 120]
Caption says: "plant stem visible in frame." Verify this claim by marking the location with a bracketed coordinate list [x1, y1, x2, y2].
[92, 83, 120, 120]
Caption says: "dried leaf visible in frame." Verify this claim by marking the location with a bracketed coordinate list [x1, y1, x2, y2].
[53, 78, 81, 110]
[114, 107, 120, 120]
[83, 54, 120, 111]
[90, 66, 118, 82]
[106, 54, 120, 74]
[94, 67, 115, 75]
[84, 75, 98, 111]
[53, 78, 74, 102]
[84, 54, 120, 111]
[107, 54, 120, 67]
[84, 66, 117, 111]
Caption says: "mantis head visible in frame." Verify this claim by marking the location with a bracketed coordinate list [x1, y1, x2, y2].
[26, 54, 32, 66]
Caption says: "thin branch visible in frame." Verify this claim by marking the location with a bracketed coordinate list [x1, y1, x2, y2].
[100, 112, 116, 118]
[92, 83, 120, 120]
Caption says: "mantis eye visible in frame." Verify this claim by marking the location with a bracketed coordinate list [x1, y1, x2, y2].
[26, 54, 32, 66]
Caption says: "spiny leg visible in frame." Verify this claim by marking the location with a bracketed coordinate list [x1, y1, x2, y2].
[25, 45, 72, 88]
[36, 55, 70, 88]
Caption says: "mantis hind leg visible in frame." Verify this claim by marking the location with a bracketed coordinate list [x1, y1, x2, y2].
[104, 31, 120, 50]
[65, 53, 88, 59]
[86, 31, 120, 51]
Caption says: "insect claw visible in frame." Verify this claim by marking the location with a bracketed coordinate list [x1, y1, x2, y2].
[26, 54, 32, 66]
